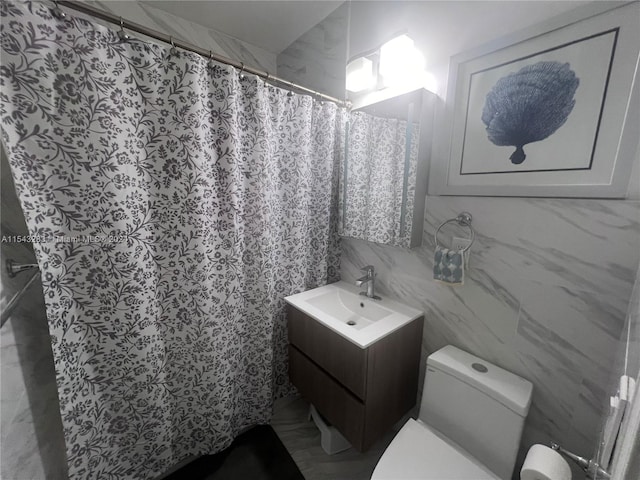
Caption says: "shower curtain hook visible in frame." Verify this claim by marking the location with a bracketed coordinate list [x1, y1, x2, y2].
[52, 1, 67, 19]
[208, 50, 215, 70]
[239, 62, 246, 80]
[169, 37, 179, 57]
[117, 17, 130, 41]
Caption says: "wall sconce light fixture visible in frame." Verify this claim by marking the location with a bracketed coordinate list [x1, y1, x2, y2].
[346, 56, 375, 93]
[347, 34, 436, 96]
[379, 34, 425, 88]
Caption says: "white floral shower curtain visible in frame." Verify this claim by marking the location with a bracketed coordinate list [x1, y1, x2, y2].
[0, 1, 345, 478]
[340, 111, 419, 247]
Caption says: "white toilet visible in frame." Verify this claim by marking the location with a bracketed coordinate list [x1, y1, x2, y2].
[371, 345, 534, 480]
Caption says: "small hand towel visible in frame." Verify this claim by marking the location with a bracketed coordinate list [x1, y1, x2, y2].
[434, 245, 464, 285]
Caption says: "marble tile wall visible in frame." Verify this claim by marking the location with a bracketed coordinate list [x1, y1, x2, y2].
[276, 3, 349, 99]
[340, 192, 640, 477]
[87, 1, 277, 73]
[1, 150, 68, 479]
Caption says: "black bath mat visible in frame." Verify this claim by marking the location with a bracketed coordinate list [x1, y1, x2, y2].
[165, 425, 305, 480]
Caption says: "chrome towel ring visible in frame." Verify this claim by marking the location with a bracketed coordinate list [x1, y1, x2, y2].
[434, 212, 475, 253]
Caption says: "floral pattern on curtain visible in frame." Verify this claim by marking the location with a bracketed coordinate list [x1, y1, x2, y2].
[339, 110, 419, 247]
[0, 1, 345, 478]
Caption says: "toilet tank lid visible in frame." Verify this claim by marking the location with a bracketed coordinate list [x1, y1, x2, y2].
[427, 346, 533, 416]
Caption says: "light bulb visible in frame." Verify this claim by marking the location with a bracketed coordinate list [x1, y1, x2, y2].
[346, 57, 375, 93]
[379, 34, 426, 89]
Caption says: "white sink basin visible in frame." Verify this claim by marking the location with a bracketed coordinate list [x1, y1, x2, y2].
[285, 281, 423, 348]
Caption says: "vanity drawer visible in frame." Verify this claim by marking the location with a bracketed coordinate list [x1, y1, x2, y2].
[288, 345, 366, 450]
[287, 305, 367, 399]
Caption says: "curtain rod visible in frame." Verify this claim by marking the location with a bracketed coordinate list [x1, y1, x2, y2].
[55, 1, 349, 108]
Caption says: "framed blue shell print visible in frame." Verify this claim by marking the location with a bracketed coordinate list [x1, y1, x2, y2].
[429, 2, 639, 198]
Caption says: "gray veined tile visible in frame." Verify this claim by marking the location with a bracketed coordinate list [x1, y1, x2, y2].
[0, 403, 46, 479]
[341, 189, 638, 473]
[514, 309, 600, 452]
[517, 285, 621, 382]
[91, 0, 277, 72]
[1, 323, 30, 404]
[516, 308, 583, 380]
[514, 355, 581, 448]
[276, 4, 348, 99]
[568, 378, 609, 456]
[340, 238, 393, 281]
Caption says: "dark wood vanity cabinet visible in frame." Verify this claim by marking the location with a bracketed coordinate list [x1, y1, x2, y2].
[287, 305, 424, 451]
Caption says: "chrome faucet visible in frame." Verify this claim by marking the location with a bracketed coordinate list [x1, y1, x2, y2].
[355, 265, 381, 300]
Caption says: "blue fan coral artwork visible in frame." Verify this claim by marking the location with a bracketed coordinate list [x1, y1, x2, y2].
[481, 61, 580, 164]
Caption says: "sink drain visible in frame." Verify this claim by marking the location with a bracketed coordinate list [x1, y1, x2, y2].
[347, 320, 357, 326]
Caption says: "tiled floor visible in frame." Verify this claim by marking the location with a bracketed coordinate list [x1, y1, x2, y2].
[271, 395, 407, 480]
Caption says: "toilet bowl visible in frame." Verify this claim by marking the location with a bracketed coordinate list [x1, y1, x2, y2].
[372, 418, 500, 479]
[371, 345, 533, 480]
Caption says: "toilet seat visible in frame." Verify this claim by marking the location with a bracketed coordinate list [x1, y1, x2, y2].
[371, 419, 501, 480]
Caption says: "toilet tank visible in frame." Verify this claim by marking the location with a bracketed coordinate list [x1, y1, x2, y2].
[420, 346, 533, 480]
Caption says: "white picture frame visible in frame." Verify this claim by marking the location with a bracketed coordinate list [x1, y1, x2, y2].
[429, 2, 640, 198]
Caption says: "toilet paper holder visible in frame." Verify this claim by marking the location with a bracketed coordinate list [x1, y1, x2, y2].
[550, 443, 610, 479]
